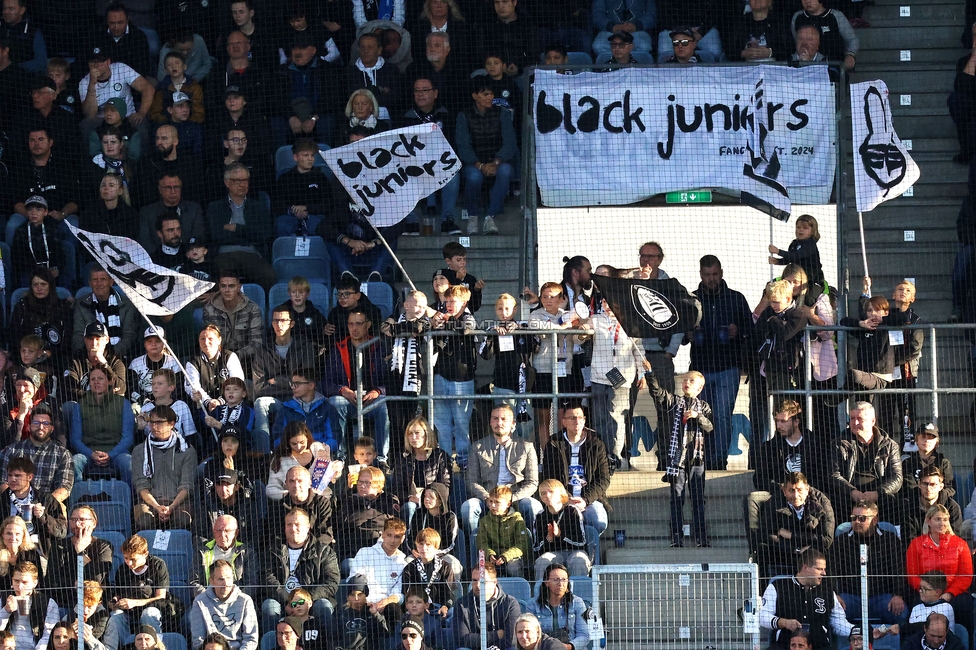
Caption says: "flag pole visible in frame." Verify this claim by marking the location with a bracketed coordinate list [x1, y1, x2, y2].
[368, 213, 416, 291]
[858, 211, 871, 296]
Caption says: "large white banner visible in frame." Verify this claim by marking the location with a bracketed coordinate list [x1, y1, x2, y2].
[322, 124, 461, 228]
[68, 224, 214, 316]
[534, 65, 836, 208]
[851, 80, 920, 213]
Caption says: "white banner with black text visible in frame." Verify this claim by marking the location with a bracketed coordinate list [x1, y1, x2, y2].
[533, 65, 836, 209]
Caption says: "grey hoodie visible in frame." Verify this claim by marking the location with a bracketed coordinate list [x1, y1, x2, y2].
[189, 585, 260, 650]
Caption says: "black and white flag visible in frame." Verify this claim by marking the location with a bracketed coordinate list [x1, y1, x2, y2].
[321, 123, 461, 227]
[68, 224, 214, 316]
[741, 69, 791, 221]
[592, 275, 701, 340]
[851, 80, 920, 212]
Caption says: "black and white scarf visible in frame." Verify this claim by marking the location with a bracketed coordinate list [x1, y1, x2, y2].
[143, 432, 188, 478]
[210, 403, 246, 444]
[391, 315, 421, 394]
[664, 396, 703, 480]
[516, 362, 530, 422]
[412, 556, 444, 602]
[10, 488, 34, 534]
[91, 292, 122, 346]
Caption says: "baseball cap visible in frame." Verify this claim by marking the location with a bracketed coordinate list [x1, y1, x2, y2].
[31, 76, 56, 92]
[224, 85, 245, 97]
[187, 237, 206, 249]
[917, 422, 939, 438]
[144, 326, 165, 340]
[24, 195, 48, 208]
[215, 471, 239, 485]
[84, 321, 109, 338]
[171, 91, 191, 105]
[102, 97, 127, 117]
[670, 26, 696, 39]
[608, 31, 634, 43]
[87, 46, 109, 62]
[219, 425, 245, 442]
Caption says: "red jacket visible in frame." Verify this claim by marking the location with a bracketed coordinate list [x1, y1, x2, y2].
[907, 532, 973, 596]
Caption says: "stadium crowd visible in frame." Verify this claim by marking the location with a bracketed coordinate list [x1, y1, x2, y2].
[0, 0, 945, 647]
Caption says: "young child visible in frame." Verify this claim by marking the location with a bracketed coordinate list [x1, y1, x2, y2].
[532, 479, 590, 581]
[905, 570, 955, 637]
[754, 278, 810, 394]
[283, 587, 327, 650]
[383, 290, 434, 438]
[47, 58, 80, 115]
[176, 238, 217, 282]
[128, 327, 183, 407]
[406, 484, 460, 573]
[768, 214, 824, 289]
[480, 293, 538, 436]
[649, 368, 714, 548]
[483, 52, 522, 124]
[276, 276, 329, 347]
[333, 575, 388, 650]
[431, 242, 484, 313]
[274, 139, 331, 236]
[889, 280, 924, 451]
[431, 285, 478, 468]
[11, 335, 57, 399]
[401, 528, 456, 617]
[164, 91, 204, 156]
[203, 377, 254, 460]
[475, 485, 531, 577]
[528, 282, 579, 448]
[342, 435, 380, 492]
[137, 368, 197, 445]
[398, 589, 442, 648]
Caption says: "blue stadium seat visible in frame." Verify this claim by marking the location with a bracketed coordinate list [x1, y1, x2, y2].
[242, 283, 266, 321]
[9, 286, 71, 306]
[272, 235, 329, 262]
[955, 624, 970, 650]
[97, 530, 126, 582]
[955, 469, 973, 512]
[274, 256, 330, 285]
[266, 282, 330, 326]
[134, 530, 194, 583]
[359, 281, 394, 320]
[538, 51, 593, 65]
[497, 577, 532, 604]
[261, 631, 276, 650]
[70, 479, 132, 507]
[162, 633, 187, 650]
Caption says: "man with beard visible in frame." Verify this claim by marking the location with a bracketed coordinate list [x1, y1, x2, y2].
[0, 404, 72, 504]
[411, 33, 463, 112]
[150, 213, 185, 269]
[139, 124, 203, 205]
[11, 127, 80, 235]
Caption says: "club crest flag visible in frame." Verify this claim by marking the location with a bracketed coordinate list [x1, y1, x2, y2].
[851, 80, 920, 212]
[68, 224, 214, 316]
[592, 275, 701, 339]
[321, 123, 461, 227]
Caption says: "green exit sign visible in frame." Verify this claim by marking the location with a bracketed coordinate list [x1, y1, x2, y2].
[666, 190, 712, 204]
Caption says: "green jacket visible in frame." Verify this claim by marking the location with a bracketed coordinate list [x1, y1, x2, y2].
[476, 508, 532, 563]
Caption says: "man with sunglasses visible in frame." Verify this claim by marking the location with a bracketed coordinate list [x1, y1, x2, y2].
[661, 26, 701, 64]
[189, 558, 259, 650]
[829, 500, 908, 631]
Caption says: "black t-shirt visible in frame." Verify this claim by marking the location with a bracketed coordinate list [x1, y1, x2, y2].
[110, 554, 170, 603]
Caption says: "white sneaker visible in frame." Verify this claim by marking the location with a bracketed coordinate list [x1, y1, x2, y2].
[482, 215, 499, 234]
[467, 217, 479, 234]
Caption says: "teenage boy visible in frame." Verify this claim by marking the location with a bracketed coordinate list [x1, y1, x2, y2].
[274, 139, 332, 236]
[431, 285, 478, 469]
[431, 241, 484, 312]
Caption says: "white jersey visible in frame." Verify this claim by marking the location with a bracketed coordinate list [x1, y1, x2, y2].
[140, 399, 198, 438]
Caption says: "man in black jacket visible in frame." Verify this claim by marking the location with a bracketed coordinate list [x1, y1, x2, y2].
[541, 406, 611, 536]
[896, 466, 963, 543]
[87, 3, 152, 78]
[759, 548, 853, 650]
[829, 500, 908, 628]
[754, 400, 828, 493]
[829, 401, 902, 520]
[262, 507, 339, 632]
[757, 472, 834, 578]
[268, 466, 334, 546]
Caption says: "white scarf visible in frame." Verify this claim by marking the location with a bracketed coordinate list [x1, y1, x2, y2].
[391, 315, 421, 394]
[355, 56, 386, 86]
[349, 114, 378, 129]
[143, 431, 188, 478]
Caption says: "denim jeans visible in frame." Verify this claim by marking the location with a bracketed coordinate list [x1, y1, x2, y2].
[251, 396, 279, 454]
[462, 162, 514, 217]
[582, 501, 609, 536]
[103, 607, 162, 650]
[275, 213, 324, 237]
[73, 453, 133, 486]
[426, 173, 461, 219]
[432, 375, 474, 463]
[591, 381, 632, 460]
[328, 395, 390, 461]
[701, 367, 741, 470]
[838, 593, 909, 627]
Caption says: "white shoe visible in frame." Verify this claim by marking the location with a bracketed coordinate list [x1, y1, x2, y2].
[467, 217, 479, 234]
[482, 215, 499, 234]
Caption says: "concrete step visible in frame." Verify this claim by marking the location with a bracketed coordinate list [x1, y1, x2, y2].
[850, 65, 955, 94]
[606, 547, 751, 564]
[865, 3, 965, 22]
[856, 47, 965, 65]
[857, 26, 962, 49]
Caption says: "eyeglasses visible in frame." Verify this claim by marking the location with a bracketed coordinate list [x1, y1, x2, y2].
[272, 318, 292, 323]
[850, 514, 873, 523]
[337, 291, 358, 298]
[401, 633, 420, 639]
[228, 137, 248, 144]
[148, 420, 171, 426]
[672, 39, 693, 46]
[30, 420, 53, 428]
[290, 599, 306, 607]
[69, 517, 95, 524]
[548, 577, 570, 583]
[289, 380, 311, 388]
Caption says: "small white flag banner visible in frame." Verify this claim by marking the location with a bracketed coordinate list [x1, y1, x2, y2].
[321, 123, 461, 228]
[68, 223, 214, 316]
[851, 80, 920, 213]
[741, 68, 791, 220]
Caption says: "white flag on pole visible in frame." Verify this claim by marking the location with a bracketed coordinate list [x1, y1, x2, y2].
[321, 124, 461, 227]
[851, 80, 920, 212]
[67, 224, 214, 316]
[740, 66, 792, 221]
